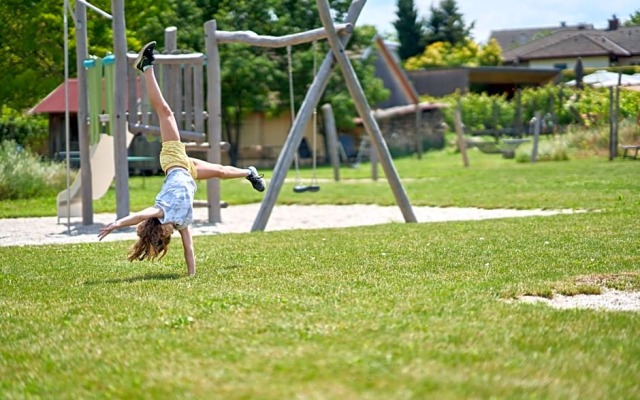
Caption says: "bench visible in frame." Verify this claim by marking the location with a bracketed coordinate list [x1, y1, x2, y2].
[620, 144, 640, 159]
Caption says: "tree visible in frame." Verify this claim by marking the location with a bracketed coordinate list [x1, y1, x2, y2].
[219, 45, 281, 164]
[477, 38, 503, 66]
[0, 0, 66, 112]
[624, 9, 640, 26]
[209, 0, 362, 163]
[0, 0, 174, 112]
[423, 0, 474, 47]
[403, 38, 501, 70]
[393, 0, 424, 61]
[0, 0, 386, 165]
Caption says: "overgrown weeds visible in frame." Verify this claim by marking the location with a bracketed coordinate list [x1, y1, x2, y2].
[0, 140, 70, 200]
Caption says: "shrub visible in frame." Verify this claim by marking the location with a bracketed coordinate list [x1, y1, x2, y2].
[0, 108, 49, 153]
[430, 85, 640, 133]
[515, 136, 570, 163]
[0, 140, 70, 200]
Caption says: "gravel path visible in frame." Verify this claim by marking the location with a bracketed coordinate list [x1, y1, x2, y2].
[0, 204, 577, 247]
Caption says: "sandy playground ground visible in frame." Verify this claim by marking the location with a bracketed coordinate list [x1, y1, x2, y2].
[0, 203, 577, 247]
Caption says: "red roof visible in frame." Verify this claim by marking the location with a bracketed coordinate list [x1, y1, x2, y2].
[28, 77, 141, 115]
[29, 79, 79, 115]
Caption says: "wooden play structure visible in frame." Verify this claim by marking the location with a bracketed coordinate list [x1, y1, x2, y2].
[56, 55, 136, 222]
[66, 0, 417, 232]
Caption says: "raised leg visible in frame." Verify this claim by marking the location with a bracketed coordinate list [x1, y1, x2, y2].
[191, 158, 250, 180]
[143, 66, 180, 143]
[191, 158, 266, 192]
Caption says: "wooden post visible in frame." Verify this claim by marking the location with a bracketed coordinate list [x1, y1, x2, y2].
[492, 98, 499, 131]
[322, 104, 340, 181]
[74, 0, 93, 224]
[184, 63, 194, 131]
[370, 142, 379, 181]
[611, 83, 622, 158]
[454, 99, 469, 168]
[414, 104, 423, 159]
[549, 93, 557, 133]
[111, 0, 130, 219]
[316, 0, 416, 223]
[515, 89, 522, 136]
[165, 26, 177, 51]
[251, 0, 367, 231]
[609, 87, 615, 161]
[531, 111, 541, 163]
[204, 20, 222, 223]
[193, 62, 205, 134]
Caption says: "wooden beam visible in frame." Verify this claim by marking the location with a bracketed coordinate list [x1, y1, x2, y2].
[322, 104, 340, 181]
[215, 23, 352, 47]
[316, 0, 416, 223]
[74, 0, 93, 224]
[111, 0, 130, 219]
[204, 20, 223, 223]
[128, 123, 206, 142]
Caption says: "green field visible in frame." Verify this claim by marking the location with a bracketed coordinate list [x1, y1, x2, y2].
[1, 151, 639, 399]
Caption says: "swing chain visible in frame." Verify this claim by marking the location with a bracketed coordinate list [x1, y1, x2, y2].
[288, 42, 320, 193]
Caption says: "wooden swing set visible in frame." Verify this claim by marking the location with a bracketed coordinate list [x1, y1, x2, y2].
[68, 0, 416, 232]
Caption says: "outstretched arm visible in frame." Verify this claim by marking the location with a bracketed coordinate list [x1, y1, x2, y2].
[97, 206, 163, 241]
[179, 227, 196, 276]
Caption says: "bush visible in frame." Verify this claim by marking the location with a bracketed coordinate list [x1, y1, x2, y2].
[515, 136, 570, 162]
[0, 140, 70, 200]
[0, 107, 49, 153]
[429, 85, 640, 133]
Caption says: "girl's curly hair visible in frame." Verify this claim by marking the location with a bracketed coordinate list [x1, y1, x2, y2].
[128, 218, 173, 262]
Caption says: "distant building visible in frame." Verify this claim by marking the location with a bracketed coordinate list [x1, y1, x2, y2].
[490, 21, 594, 51]
[496, 16, 640, 70]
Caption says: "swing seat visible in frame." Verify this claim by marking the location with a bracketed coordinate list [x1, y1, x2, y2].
[306, 185, 320, 192]
[293, 184, 320, 193]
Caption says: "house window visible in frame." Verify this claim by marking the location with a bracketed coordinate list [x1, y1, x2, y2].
[553, 63, 568, 70]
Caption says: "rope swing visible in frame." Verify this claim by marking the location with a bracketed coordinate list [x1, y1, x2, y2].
[287, 42, 320, 193]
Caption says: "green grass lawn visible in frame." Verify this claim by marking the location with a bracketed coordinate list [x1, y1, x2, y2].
[1, 151, 639, 399]
[0, 150, 637, 217]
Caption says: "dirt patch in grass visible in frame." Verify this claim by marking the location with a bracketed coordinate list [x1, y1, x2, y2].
[517, 273, 640, 312]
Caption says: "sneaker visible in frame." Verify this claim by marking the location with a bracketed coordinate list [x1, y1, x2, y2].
[246, 166, 266, 192]
[134, 41, 156, 72]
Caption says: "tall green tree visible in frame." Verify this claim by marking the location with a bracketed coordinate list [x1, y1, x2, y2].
[423, 0, 474, 47]
[0, 0, 66, 112]
[393, 0, 424, 61]
[0, 0, 176, 113]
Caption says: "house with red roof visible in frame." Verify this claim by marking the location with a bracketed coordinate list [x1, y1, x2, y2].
[28, 79, 80, 159]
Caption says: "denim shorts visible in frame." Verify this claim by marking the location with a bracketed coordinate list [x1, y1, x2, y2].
[154, 168, 197, 230]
